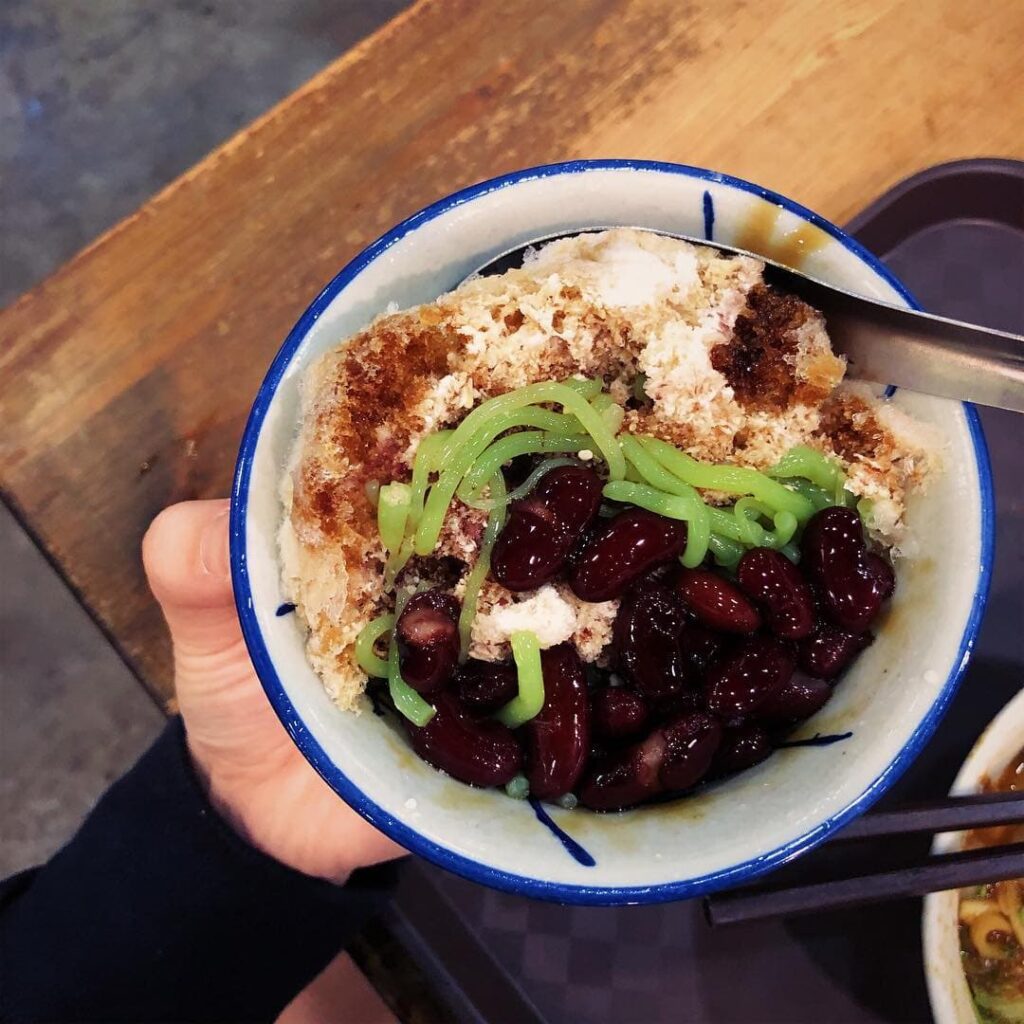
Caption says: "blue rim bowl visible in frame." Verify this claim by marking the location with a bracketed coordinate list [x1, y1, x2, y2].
[230, 160, 993, 905]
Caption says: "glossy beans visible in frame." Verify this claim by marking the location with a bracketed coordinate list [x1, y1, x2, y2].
[591, 687, 649, 740]
[736, 547, 815, 639]
[396, 590, 461, 694]
[647, 686, 705, 721]
[757, 675, 832, 724]
[522, 645, 591, 800]
[491, 466, 603, 591]
[798, 624, 873, 679]
[674, 568, 761, 633]
[677, 623, 725, 681]
[405, 693, 523, 787]
[456, 659, 518, 714]
[569, 508, 687, 602]
[712, 725, 773, 777]
[613, 585, 688, 699]
[801, 507, 895, 632]
[658, 712, 722, 791]
[578, 711, 719, 810]
[534, 465, 605, 534]
[578, 730, 665, 811]
[705, 636, 796, 719]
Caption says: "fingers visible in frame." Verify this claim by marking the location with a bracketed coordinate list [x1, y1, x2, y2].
[143, 499, 240, 655]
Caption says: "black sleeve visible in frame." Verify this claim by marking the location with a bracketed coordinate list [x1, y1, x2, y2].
[0, 718, 397, 1024]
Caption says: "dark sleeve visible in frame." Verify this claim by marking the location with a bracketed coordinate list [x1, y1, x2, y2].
[0, 717, 397, 1024]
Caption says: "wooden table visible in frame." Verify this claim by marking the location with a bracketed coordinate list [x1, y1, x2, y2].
[2, 0, 1022, 708]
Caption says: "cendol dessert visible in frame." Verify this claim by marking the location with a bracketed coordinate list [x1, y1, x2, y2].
[279, 228, 939, 810]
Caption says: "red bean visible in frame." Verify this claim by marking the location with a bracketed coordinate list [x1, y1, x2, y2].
[705, 636, 796, 719]
[648, 686, 706, 721]
[591, 687, 649, 740]
[677, 623, 725, 679]
[396, 591, 461, 695]
[863, 552, 896, 601]
[578, 729, 666, 811]
[490, 500, 571, 591]
[490, 466, 603, 592]
[613, 585, 689, 699]
[658, 712, 721, 791]
[578, 711, 720, 809]
[801, 507, 895, 632]
[406, 694, 523, 787]
[568, 509, 687, 602]
[534, 465, 604, 534]
[801, 507, 864, 581]
[675, 568, 761, 633]
[736, 548, 815, 639]
[711, 725, 773, 777]
[522, 645, 591, 801]
[757, 675, 832, 724]
[798, 624, 873, 679]
[455, 659, 518, 714]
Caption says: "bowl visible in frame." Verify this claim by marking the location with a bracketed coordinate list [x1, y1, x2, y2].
[923, 684, 1024, 1022]
[230, 160, 993, 904]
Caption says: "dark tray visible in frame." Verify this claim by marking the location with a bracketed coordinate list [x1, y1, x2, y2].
[375, 159, 1024, 1024]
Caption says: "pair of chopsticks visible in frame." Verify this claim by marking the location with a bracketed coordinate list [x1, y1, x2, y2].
[705, 790, 1024, 926]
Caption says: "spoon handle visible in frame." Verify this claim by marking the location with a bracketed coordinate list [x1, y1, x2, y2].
[777, 271, 1024, 413]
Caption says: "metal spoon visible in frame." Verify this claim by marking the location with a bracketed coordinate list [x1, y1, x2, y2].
[467, 230, 1024, 413]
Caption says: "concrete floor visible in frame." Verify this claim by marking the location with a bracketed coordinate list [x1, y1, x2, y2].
[0, 0, 406, 876]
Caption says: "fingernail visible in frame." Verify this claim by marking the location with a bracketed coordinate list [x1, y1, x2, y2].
[200, 507, 232, 579]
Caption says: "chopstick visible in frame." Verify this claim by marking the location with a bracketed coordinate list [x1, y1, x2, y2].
[829, 790, 1024, 842]
[704, 790, 1024, 926]
[705, 841, 1024, 926]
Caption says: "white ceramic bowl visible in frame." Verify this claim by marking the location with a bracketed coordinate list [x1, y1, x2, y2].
[231, 161, 993, 904]
[923, 685, 1024, 1022]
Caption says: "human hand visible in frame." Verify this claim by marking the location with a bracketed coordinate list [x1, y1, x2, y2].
[143, 498, 404, 883]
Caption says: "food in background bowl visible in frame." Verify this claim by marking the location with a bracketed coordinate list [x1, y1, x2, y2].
[278, 227, 939, 811]
[956, 746, 1024, 1022]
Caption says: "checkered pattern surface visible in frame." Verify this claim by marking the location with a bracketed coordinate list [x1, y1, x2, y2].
[428, 872, 689, 1022]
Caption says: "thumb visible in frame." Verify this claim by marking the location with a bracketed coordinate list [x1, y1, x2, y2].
[143, 499, 240, 656]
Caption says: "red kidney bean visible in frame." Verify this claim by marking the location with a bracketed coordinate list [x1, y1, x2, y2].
[863, 552, 896, 601]
[522, 645, 591, 801]
[591, 687, 649, 740]
[649, 686, 706, 721]
[658, 712, 722, 791]
[711, 725, 773, 777]
[578, 710, 720, 809]
[736, 548, 815, 639]
[396, 591, 461, 694]
[613, 585, 689, 699]
[568, 509, 687, 602]
[677, 623, 725, 679]
[825, 559, 895, 633]
[490, 499, 570, 591]
[534, 464, 604, 534]
[455, 659, 518, 714]
[705, 635, 796, 719]
[801, 506, 864, 580]
[801, 507, 895, 632]
[490, 466, 603, 592]
[798, 624, 873, 679]
[674, 568, 761, 633]
[757, 675, 832, 724]
[578, 729, 666, 811]
[406, 694, 522, 787]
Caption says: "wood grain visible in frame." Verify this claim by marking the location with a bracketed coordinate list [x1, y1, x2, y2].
[1, 0, 1021, 705]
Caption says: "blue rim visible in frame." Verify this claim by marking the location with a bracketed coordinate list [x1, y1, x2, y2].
[230, 159, 994, 905]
